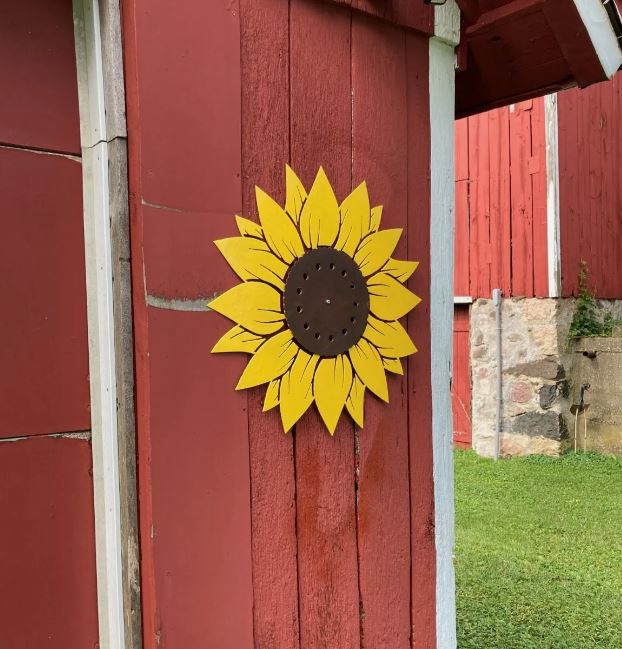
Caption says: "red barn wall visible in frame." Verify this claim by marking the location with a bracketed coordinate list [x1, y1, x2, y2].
[558, 77, 622, 298]
[454, 99, 548, 299]
[122, 0, 437, 647]
[0, 1, 99, 647]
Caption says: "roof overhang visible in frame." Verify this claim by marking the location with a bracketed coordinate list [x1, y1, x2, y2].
[456, 0, 622, 117]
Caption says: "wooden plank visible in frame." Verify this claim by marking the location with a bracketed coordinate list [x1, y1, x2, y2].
[530, 97, 549, 296]
[134, 0, 241, 212]
[327, 0, 433, 33]
[452, 307, 471, 448]
[454, 180, 471, 296]
[454, 117, 470, 297]
[289, 2, 361, 647]
[351, 13, 410, 649]
[406, 31, 437, 649]
[122, 1, 254, 648]
[509, 101, 535, 296]
[148, 308, 253, 649]
[0, 0, 80, 154]
[239, 1, 300, 647]
[0, 147, 89, 438]
[0, 436, 98, 648]
[468, 112, 492, 297]
[558, 88, 581, 296]
[487, 106, 512, 295]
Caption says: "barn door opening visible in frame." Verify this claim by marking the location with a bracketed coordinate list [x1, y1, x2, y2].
[452, 305, 472, 448]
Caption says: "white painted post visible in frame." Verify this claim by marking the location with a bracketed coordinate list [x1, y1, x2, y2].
[73, 1, 126, 648]
[544, 93, 561, 299]
[431, 3, 460, 647]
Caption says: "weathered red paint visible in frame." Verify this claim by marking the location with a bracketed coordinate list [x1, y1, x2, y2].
[290, 4, 361, 647]
[0, 147, 90, 438]
[122, 1, 255, 647]
[452, 307, 472, 448]
[239, 1, 300, 647]
[0, 436, 99, 648]
[352, 15, 411, 648]
[405, 32, 437, 649]
[124, 1, 439, 646]
[0, 0, 81, 154]
[454, 100, 548, 299]
[558, 76, 622, 298]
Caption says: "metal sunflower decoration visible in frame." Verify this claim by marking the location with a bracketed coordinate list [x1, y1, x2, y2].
[211, 166, 420, 435]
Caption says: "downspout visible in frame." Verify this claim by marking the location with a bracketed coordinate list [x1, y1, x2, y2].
[493, 289, 502, 460]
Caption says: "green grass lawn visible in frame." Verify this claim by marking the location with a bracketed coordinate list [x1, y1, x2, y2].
[455, 450, 622, 648]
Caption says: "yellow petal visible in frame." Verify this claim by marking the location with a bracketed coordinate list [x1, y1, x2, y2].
[235, 215, 263, 238]
[363, 315, 417, 358]
[263, 379, 280, 411]
[299, 167, 340, 248]
[345, 376, 365, 428]
[349, 339, 388, 403]
[368, 273, 421, 321]
[212, 325, 264, 354]
[369, 205, 382, 233]
[236, 330, 298, 390]
[210, 282, 284, 335]
[215, 236, 287, 290]
[383, 357, 404, 375]
[382, 259, 419, 283]
[354, 229, 402, 277]
[285, 165, 307, 223]
[335, 182, 369, 257]
[279, 350, 319, 432]
[256, 186, 305, 263]
[314, 355, 353, 435]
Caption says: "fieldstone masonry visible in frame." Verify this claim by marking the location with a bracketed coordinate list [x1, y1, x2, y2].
[470, 297, 573, 457]
[470, 297, 622, 457]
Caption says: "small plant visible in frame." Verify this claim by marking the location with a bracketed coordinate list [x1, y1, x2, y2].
[568, 262, 622, 338]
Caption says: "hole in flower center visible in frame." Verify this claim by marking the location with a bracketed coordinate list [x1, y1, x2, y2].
[283, 247, 370, 356]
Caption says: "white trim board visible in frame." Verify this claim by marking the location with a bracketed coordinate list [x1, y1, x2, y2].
[73, 1, 126, 648]
[544, 93, 561, 299]
[431, 3, 459, 646]
[573, 0, 622, 78]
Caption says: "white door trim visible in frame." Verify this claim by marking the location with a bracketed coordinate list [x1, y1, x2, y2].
[431, 3, 460, 648]
[573, 0, 622, 78]
[73, 1, 126, 647]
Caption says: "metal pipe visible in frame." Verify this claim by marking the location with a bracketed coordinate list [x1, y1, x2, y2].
[493, 289, 503, 460]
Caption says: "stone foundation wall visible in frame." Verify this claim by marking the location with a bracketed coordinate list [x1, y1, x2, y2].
[470, 297, 622, 457]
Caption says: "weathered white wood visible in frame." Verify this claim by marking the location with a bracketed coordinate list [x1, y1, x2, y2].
[573, 0, 622, 78]
[73, 1, 127, 648]
[430, 10, 459, 647]
[544, 93, 561, 299]
[434, 0, 460, 46]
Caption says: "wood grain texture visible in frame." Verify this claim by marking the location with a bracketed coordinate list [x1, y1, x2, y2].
[530, 98, 549, 297]
[406, 31, 437, 649]
[351, 14, 411, 649]
[290, 2, 361, 648]
[0, 435, 99, 649]
[509, 101, 535, 297]
[240, 1, 300, 647]
[558, 75, 622, 298]
[452, 306, 471, 448]
[123, 1, 254, 648]
[487, 106, 512, 297]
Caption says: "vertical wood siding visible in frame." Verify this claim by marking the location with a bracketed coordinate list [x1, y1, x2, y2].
[558, 77, 622, 298]
[452, 307, 471, 448]
[0, 2, 98, 647]
[454, 99, 549, 298]
[124, 0, 436, 647]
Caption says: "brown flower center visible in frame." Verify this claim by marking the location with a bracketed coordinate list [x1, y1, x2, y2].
[283, 247, 369, 356]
